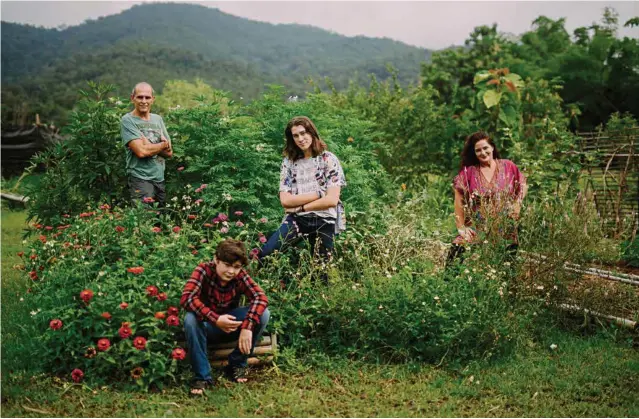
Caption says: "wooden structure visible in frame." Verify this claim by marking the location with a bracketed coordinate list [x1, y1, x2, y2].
[577, 127, 639, 234]
[209, 334, 276, 367]
[1, 120, 64, 177]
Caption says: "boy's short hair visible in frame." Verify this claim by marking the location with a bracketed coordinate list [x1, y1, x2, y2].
[215, 239, 248, 266]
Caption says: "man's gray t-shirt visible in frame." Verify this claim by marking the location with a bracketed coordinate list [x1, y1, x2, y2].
[120, 113, 170, 182]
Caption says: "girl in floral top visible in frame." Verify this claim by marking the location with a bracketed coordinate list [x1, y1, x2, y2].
[257, 116, 346, 279]
[446, 131, 527, 266]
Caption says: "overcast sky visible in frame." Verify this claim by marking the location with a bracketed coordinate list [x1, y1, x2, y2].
[1, 1, 637, 50]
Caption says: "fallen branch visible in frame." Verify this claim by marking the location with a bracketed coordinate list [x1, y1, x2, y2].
[558, 303, 637, 330]
[22, 405, 52, 415]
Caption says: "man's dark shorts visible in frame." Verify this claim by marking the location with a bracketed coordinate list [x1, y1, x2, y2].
[128, 176, 166, 206]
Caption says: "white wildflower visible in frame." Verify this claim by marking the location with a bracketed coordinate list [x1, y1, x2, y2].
[550, 343, 558, 350]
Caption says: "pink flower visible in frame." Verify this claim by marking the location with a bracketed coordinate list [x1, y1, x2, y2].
[80, 289, 94, 303]
[152, 227, 161, 233]
[235, 221, 244, 227]
[234, 211, 243, 216]
[172, 226, 181, 233]
[188, 214, 197, 220]
[142, 197, 155, 204]
[217, 213, 228, 222]
[250, 248, 260, 259]
[195, 188, 201, 193]
[71, 368, 84, 383]
[49, 319, 63, 330]
[199, 184, 208, 190]
[146, 285, 159, 297]
[172, 347, 186, 360]
[220, 227, 229, 234]
[203, 223, 213, 228]
[192, 250, 199, 255]
[177, 166, 185, 171]
[99, 204, 110, 210]
[133, 336, 147, 350]
[166, 315, 180, 327]
[194, 199, 203, 205]
[259, 235, 267, 243]
[119, 325, 132, 339]
[97, 338, 111, 351]
[45, 226, 53, 231]
[259, 217, 268, 223]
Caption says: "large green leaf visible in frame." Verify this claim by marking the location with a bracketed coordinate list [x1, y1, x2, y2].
[503, 73, 524, 88]
[473, 71, 492, 85]
[499, 105, 519, 127]
[483, 90, 502, 108]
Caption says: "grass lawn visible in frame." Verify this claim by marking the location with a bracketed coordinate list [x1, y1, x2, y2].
[1, 208, 638, 417]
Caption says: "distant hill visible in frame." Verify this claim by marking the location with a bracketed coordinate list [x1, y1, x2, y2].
[1, 2, 431, 125]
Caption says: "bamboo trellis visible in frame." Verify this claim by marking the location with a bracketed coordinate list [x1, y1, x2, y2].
[577, 127, 639, 235]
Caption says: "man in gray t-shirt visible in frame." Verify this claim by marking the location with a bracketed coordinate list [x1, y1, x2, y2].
[120, 82, 173, 206]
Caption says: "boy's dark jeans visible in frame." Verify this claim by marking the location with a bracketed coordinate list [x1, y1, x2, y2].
[184, 306, 270, 383]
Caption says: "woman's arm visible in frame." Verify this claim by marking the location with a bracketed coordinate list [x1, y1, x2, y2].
[280, 191, 321, 208]
[454, 188, 475, 241]
[299, 187, 341, 212]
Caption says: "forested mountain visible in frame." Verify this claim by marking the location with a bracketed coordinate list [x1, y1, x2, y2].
[1, 2, 430, 126]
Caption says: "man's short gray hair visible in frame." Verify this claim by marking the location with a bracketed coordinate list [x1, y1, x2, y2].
[132, 82, 155, 96]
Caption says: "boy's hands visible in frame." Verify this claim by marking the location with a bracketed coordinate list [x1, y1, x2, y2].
[217, 314, 242, 333]
[239, 329, 253, 354]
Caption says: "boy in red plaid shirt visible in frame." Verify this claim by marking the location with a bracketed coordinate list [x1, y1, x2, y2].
[181, 239, 269, 395]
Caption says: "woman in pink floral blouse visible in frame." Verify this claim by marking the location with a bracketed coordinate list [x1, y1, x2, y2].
[446, 131, 527, 266]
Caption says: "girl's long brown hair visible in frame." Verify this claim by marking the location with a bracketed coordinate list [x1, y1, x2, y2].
[284, 116, 327, 161]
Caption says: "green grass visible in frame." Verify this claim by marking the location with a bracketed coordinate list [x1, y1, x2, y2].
[1, 208, 638, 417]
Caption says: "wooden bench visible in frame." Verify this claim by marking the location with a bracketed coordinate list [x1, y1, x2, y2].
[177, 333, 277, 367]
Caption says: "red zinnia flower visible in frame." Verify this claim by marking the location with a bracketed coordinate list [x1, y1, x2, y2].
[172, 226, 181, 233]
[99, 204, 110, 210]
[146, 285, 159, 297]
[29, 271, 38, 281]
[119, 302, 129, 310]
[119, 325, 132, 339]
[38, 235, 47, 243]
[115, 226, 125, 233]
[34, 224, 43, 229]
[203, 223, 212, 228]
[151, 227, 161, 233]
[126, 266, 144, 275]
[79, 289, 94, 303]
[171, 347, 186, 360]
[188, 214, 196, 220]
[167, 306, 179, 316]
[192, 250, 199, 255]
[71, 368, 84, 383]
[101, 312, 112, 320]
[57, 224, 71, 230]
[131, 366, 144, 379]
[44, 226, 53, 231]
[30, 254, 37, 260]
[49, 319, 63, 330]
[156, 292, 167, 301]
[166, 315, 180, 327]
[133, 336, 147, 350]
[155, 312, 166, 320]
[97, 338, 111, 351]
[79, 212, 95, 218]
[17, 251, 24, 257]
